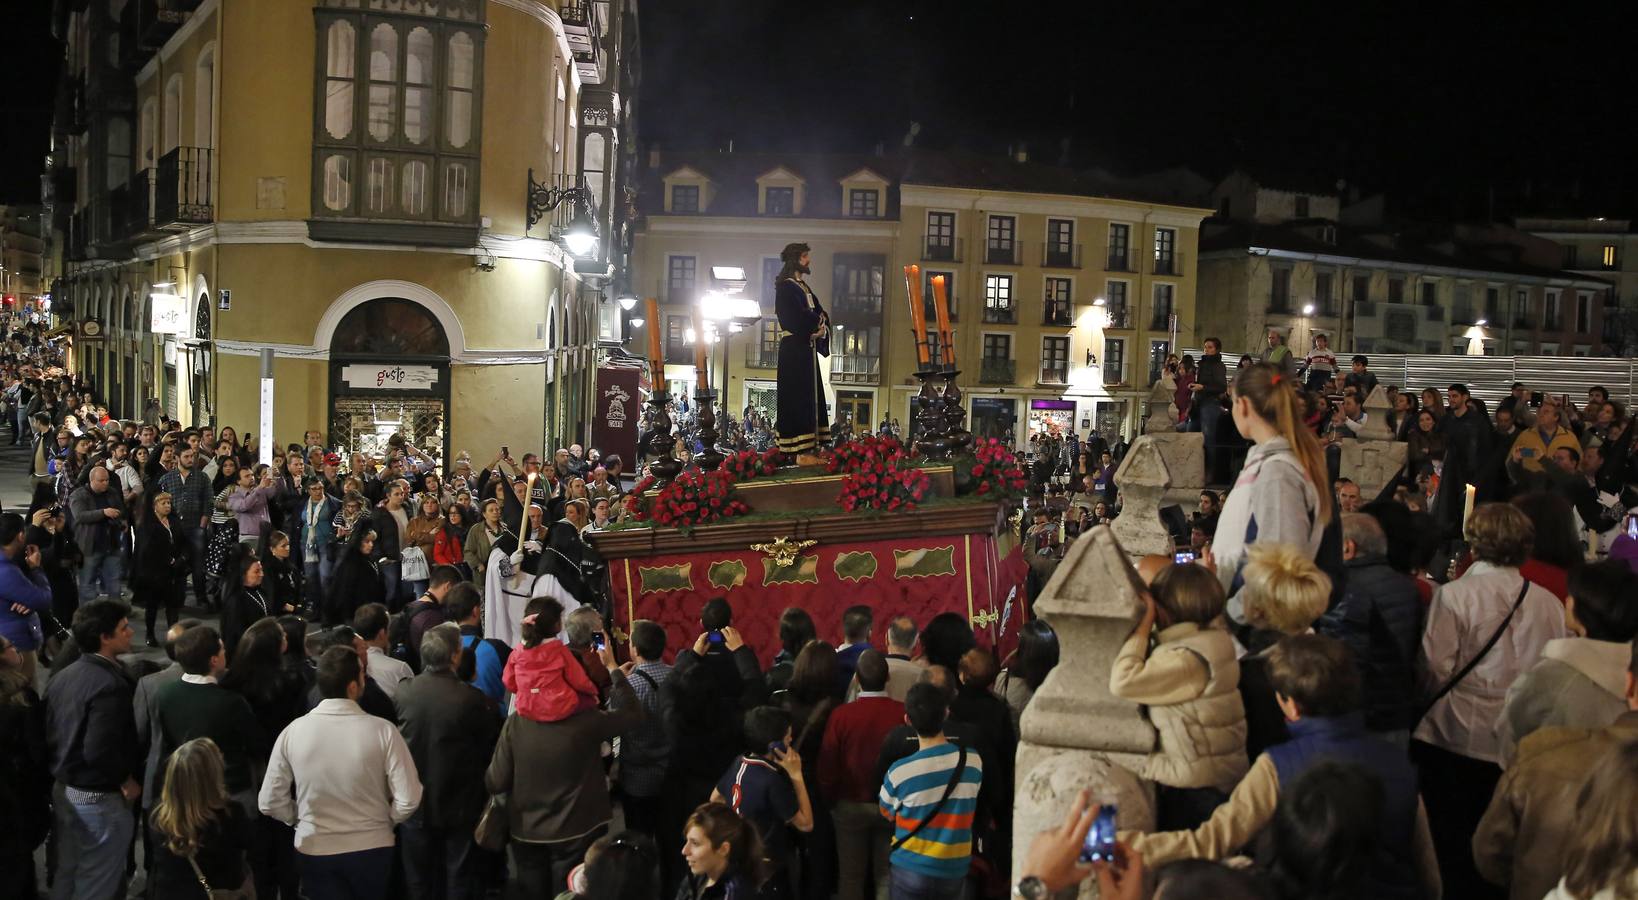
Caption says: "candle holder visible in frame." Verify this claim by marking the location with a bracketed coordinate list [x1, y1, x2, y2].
[644, 390, 683, 489]
[939, 370, 972, 455]
[694, 388, 726, 472]
[913, 369, 951, 459]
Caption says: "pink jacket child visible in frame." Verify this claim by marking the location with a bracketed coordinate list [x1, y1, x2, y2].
[503, 615, 600, 722]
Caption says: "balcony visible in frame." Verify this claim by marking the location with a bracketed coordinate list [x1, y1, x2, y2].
[982, 305, 1016, 325]
[1513, 315, 1535, 330]
[1451, 305, 1478, 326]
[831, 354, 881, 385]
[560, 1, 603, 82]
[922, 236, 962, 263]
[979, 358, 1016, 384]
[1151, 311, 1174, 331]
[984, 242, 1021, 266]
[1267, 299, 1293, 316]
[922, 299, 957, 324]
[745, 346, 778, 369]
[152, 146, 213, 229]
[1103, 306, 1132, 330]
[1042, 303, 1072, 327]
[665, 344, 691, 366]
[1106, 247, 1137, 272]
[1038, 365, 1068, 385]
[1042, 242, 1082, 268]
[1152, 252, 1185, 276]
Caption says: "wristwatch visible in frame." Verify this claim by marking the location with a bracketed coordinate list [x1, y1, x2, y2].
[1014, 875, 1048, 900]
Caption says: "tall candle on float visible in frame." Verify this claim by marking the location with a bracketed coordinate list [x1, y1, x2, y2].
[518, 472, 537, 541]
[931, 275, 953, 367]
[691, 304, 710, 390]
[1463, 484, 1476, 530]
[644, 296, 663, 388]
[904, 265, 930, 367]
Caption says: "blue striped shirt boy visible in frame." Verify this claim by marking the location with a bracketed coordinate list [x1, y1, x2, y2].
[878, 741, 984, 880]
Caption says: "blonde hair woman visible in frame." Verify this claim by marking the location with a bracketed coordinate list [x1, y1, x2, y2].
[1235, 543, 1334, 760]
[148, 738, 252, 897]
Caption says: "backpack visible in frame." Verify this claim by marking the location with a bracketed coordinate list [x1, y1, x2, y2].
[388, 597, 443, 672]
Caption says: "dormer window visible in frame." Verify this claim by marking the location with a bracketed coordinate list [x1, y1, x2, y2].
[765, 187, 794, 216]
[671, 184, 699, 214]
[848, 188, 880, 218]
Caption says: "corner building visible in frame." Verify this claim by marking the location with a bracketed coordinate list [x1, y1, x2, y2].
[47, 0, 639, 465]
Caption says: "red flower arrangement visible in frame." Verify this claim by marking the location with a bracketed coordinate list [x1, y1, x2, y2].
[627, 467, 748, 528]
[721, 447, 782, 481]
[956, 437, 1029, 499]
[824, 434, 908, 474]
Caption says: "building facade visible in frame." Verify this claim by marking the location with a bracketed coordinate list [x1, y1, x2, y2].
[0, 207, 47, 303]
[631, 151, 1210, 446]
[45, 0, 639, 465]
[1198, 173, 1611, 360]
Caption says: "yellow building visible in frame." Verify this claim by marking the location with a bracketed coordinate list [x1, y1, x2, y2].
[47, 0, 639, 465]
[632, 150, 1210, 446]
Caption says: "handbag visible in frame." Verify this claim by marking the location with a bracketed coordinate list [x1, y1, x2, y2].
[186, 855, 255, 900]
[1416, 578, 1532, 724]
[474, 793, 509, 852]
[399, 546, 430, 582]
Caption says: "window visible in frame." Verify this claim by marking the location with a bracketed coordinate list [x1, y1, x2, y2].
[1148, 340, 1171, 384]
[1105, 280, 1129, 327]
[832, 325, 882, 383]
[1573, 344, 1592, 357]
[1485, 287, 1500, 322]
[750, 320, 779, 367]
[1515, 289, 1531, 327]
[759, 257, 783, 307]
[670, 184, 699, 213]
[1152, 283, 1175, 330]
[1315, 272, 1334, 313]
[1041, 336, 1070, 384]
[1418, 280, 1436, 305]
[1387, 277, 1404, 303]
[666, 315, 689, 363]
[1545, 290, 1561, 329]
[848, 189, 879, 218]
[1603, 244, 1619, 269]
[924, 270, 956, 323]
[313, 4, 483, 225]
[1044, 277, 1072, 325]
[1046, 219, 1076, 266]
[1295, 196, 1310, 217]
[765, 187, 794, 216]
[163, 75, 183, 152]
[832, 254, 885, 317]
[1453, 283, 1472, 323]
[925, 211, 956, 260]
[194, 46, 215, 148]
[987, 215, 1017, 264]
[1107, 223, 1131, 269]
[1577, 292, 1593, 333]
[1352, 274, 1370, 302]
[1539, 342, 1559, 356]
[984, 274, 1015, 323]
[666, 256, 697, 301]
[1153, 227, 1177, 274]
[983, 334, 1011, 360]
[1270, 268, 1292, 312]
[1564, 246, 1579, 268]
[1103, 338, 1125, 384]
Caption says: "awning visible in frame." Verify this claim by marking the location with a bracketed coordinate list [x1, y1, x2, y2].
[44, 323, 73, 338]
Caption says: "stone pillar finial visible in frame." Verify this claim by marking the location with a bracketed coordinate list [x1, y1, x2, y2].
[1357, 385, 1394, 441]
[1110, 436, 1174, 558]
[1145, 373, 1178, 433]
[1013, 525, 1157, 892]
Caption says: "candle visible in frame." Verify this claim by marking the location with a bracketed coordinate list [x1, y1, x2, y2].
[904, 265, 930, 367]
[930, 275, 953, 366]
[518, 471, 537, 541]
[644, 296, 663, 388]
[1463, 484, 1476, 530]
[691, 304, 709, 390]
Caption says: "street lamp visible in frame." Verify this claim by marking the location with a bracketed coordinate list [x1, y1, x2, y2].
[525, 168, 599, 258]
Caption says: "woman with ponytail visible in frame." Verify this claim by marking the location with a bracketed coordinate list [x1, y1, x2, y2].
[1213, 362, 1333, 623]
[675, 802, 769, 900]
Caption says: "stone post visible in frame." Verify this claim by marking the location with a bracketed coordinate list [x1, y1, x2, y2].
[1110, 436, 1175, 558]
[1144, 373, 1178, 434]
[1013, 526, 1155, 897]
[1339, 385, 1406, 501]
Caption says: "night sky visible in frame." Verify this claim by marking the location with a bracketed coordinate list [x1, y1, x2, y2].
[5, 2, 1634, 220]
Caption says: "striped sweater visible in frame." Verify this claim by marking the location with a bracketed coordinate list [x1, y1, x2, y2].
[878, 741, 984, 880]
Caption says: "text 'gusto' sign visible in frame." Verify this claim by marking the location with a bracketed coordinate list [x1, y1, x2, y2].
[340, 364, 440, 391]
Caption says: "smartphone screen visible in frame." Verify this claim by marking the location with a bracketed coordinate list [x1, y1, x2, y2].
[591, 632, 606, 650]
[1174, 551, 1197, 564]
[706, 630, 725, 644]
[1627, 516, 1637, 540]
[1079, 804, 1118, 863]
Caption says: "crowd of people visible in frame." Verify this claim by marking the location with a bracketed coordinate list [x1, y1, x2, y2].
[1, 310, 1636, 900]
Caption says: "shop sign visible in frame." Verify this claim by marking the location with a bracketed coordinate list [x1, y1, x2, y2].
[151, 294, 187, 335]
[592, 365, 642, 465]
[340, 363, 439, 391]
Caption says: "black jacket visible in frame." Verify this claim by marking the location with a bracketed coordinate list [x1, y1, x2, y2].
[131, 518, 182, 593]
[326, 537, 385, 627]
[44, 652, 139, 791]
[371, 504, 406, 561]
[395, 669, 499, 828]
[218, 586, 271, 664]
[1316, 553, 1423, 733]
[1195, 353, 1228, 400]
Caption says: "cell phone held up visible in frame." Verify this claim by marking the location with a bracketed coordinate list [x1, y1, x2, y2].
[1079, 802, 1118, 864]
[591, 632, 606, 651]
[706, 629, 725, 645]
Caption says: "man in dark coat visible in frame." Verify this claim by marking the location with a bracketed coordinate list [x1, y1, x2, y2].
[773, 242, 830, 461]
[1192, 337, 1229, 482]
[1316, 513, 1422, 742]
[395, 623, 499, 900]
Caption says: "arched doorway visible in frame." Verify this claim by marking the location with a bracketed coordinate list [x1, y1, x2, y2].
[327, 298, 450, 469]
